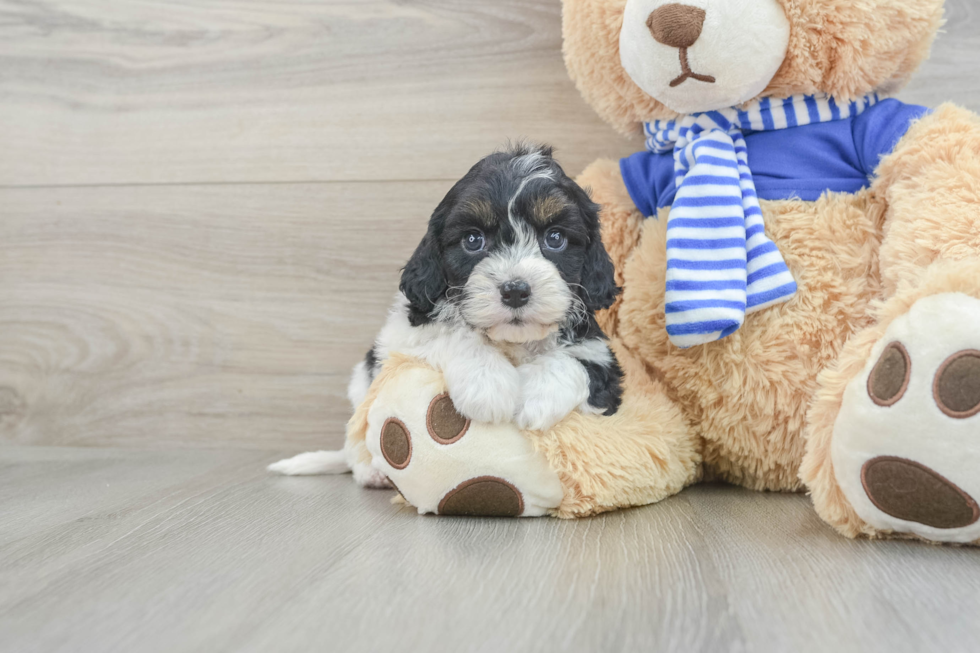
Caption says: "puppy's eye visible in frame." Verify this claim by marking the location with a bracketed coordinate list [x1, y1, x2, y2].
[543, 229, 567, 252]
[462, 231, 486, 253]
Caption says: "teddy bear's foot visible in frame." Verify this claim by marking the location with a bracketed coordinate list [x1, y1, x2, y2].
[352, 345, 702, 519]
[830, 292, 980, 543]
[364, 362, 564, 517]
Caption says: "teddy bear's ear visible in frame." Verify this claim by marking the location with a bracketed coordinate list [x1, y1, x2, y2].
[763, 0, 945, 102]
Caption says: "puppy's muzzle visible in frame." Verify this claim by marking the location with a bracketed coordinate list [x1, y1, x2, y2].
[500, 279, 531, 309]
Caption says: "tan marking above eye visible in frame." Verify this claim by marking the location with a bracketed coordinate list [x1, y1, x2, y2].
[426, 394, 470, 444]
[380, 417, 412, 470]
[867, 342, 911, 407]
[461, 199, 498, 227]
[934, 349, 980, 418]
[437, 476, 525, 517]
[530, 195, 569, 225]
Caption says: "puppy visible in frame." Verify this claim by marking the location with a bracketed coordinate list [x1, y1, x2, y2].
[270, 144, 624, 485]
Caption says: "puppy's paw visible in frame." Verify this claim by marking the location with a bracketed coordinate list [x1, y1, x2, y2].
[514, 358, 590, 431]
[514, 382, 584, 432]
[451, 386, 519, 424]
[352, 460, 392, 489]
[446, 365, 520, 424]
[514, 397, 568, 432]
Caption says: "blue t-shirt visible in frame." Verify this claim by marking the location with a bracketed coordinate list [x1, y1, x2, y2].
[620, 99, 929, 217]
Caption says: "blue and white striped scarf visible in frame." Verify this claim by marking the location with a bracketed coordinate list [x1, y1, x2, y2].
[645, 93, 880, 348]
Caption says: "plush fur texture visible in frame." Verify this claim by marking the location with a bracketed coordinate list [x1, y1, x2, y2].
[561, 0, 980, 542]
[873, 104, 980, 293]
[533, 339, 701, 517]
[616, 188, 886, 491]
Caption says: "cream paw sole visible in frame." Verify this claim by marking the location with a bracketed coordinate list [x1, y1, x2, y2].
[832, 293, 980, 543]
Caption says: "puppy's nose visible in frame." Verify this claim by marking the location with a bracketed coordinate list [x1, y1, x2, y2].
[500, 280, 531, 309]
[647, 3, 706, 49]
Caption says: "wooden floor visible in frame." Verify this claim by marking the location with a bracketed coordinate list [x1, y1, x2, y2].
[3, 446, 980, 653]
[2, 1, 980, 651]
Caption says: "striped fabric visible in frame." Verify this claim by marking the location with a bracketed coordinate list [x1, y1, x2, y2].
[645, 93, 880, 348]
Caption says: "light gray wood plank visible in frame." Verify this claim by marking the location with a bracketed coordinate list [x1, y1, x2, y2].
[1, 0, 976, 189]
[0, 181, 447, 449]
[0, 0, 637, 187]
[1, 446, 979, 653]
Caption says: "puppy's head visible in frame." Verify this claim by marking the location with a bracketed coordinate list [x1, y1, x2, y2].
[400, 144, 618, 343]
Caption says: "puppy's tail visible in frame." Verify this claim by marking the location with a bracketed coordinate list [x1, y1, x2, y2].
[267, 450, 350, 476]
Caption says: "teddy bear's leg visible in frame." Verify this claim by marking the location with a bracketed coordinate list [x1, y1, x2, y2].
[361, 347, 701, 518]
[532, 339, 702, 518]
[802, 260, 980, 544]
[576, 159, 645, 335]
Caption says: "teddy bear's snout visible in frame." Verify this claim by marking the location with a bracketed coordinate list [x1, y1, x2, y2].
[645, 3, 706, 50]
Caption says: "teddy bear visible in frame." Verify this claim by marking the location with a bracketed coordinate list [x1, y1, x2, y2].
[343, 0, 980, 545]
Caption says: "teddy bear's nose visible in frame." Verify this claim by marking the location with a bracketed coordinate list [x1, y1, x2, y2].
[646, 3, 707, 50]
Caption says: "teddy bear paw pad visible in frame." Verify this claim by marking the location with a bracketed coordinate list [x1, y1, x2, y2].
[832, 293, 980, 543]
[861, 456, 978, 530]
[380, 418, 412, 469]
[426, 394, 470, 443]
[438, 476, 525, 517]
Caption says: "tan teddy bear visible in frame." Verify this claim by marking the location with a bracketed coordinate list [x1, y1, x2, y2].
[565, 0, 980, 543]
[333, 0, 980, 546]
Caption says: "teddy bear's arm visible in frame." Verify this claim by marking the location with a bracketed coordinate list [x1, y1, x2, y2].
[872, 103, 980, 294]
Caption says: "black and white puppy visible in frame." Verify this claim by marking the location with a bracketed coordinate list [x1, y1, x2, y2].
[269, 144, 623, 484]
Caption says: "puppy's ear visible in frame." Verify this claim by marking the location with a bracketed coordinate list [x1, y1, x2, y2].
[581, 230, 619, 311]
[399, 233, 447, 326]
[570, 185, 620, 312]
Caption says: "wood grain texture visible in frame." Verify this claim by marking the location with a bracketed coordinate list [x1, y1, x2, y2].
[1, 0, 976, 189]
[2, 446, 980, 653]
[0, 0, 637, 187]
[0, 181, 450, 449]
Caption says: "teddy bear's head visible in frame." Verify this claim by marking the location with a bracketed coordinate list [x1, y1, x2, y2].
[563, 0, 944, 133]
